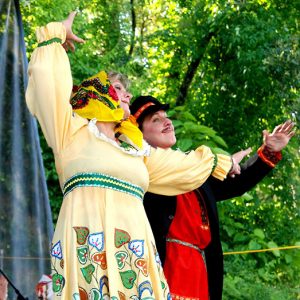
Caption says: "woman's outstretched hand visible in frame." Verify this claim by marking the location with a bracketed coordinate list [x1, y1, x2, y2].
[62, 12, 85, 52]
[229, 147, 252, 177]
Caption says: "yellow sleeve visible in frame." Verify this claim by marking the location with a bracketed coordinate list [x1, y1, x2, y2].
[212, 153, 233, 180]
[26, 22, 86, 153]
[144, 145, 232, 196]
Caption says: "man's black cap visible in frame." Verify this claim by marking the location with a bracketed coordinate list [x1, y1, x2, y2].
[130, 95, 169, 126]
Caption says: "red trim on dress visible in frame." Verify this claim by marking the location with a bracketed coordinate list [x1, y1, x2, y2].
[257, 145, 282, 168]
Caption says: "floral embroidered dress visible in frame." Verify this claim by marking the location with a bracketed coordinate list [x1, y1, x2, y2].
[26, 22, 232, 300]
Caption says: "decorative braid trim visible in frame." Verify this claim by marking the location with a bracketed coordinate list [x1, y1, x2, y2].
[38, 37, 62, 47]
[171, 293, 200, 300]
[166, 238, 204, 254]
[166, 237, 207, 268]
[63, 172, 144, 201]
[257, 145, 282, 168]
[211, 154, 218, 174]
[133, 102, 155, 120]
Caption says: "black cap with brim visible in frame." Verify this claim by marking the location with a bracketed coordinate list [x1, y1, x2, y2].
[130, 95, 169, 126]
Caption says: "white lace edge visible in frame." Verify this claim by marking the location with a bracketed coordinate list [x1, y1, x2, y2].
[88, 119, 151, 157]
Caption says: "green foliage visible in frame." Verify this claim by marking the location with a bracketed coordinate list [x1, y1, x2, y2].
[223, 272, 299, 300]
[168, 106, 229, 153]
[20, 0, 299, 297]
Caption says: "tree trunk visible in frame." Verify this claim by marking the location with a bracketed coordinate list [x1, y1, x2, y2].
[176, 32, 214, 106]
[128, 0, 136, 57]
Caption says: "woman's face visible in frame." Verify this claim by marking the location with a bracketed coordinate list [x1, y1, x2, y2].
[110, 79, 132, 119]
[142, 110, 176, 149]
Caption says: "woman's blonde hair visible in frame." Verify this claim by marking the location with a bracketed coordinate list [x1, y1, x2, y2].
[108, 71, 130, 90]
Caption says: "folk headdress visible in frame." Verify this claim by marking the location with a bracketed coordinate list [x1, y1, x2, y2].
[70, 71, 143, 148]
[130, 95, 170, 127]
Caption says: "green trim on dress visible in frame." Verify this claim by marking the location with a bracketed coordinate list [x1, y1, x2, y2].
[38, 37, 62, 47]
[63, 172, 145, 201]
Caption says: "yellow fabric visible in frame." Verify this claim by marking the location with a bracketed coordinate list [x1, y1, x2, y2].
[114, 115, 144, 148]
[26, 22, 232, 299]
[71, 70, 122, 120]
[145, 147, 232, 195]
[72, 96, 124, 121]
[71, 71, 144, 148]
[213, 153, 233, 180]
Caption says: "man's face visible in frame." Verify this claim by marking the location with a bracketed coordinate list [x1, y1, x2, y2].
[142, 110, 176, 149]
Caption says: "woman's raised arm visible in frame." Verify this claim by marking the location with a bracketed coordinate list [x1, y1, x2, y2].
[26, 13, 85, 152]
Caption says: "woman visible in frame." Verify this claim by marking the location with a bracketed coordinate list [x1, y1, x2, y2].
[26, 12, 237, 299]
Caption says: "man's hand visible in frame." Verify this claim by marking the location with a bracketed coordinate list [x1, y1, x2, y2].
[263, 120, 296, 152]
[62, 12, 85, 52]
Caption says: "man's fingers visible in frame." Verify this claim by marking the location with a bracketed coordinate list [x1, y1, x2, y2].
[287, 130, 296, 139]
[284, 121, 295, 133]
[277, 120, 295, 133]
[262, 129, 269, 143]
[272, 124, 282, 134]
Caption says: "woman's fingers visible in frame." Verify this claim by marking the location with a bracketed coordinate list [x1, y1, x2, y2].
[69, 32, 85, 44]
[67, 11, 77, 24]
[62, 11, 85, 51]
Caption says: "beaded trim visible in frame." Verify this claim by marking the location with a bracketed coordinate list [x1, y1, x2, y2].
[166, 237, 207, 271]
[63, 172, 145, 201]
[166, 238, 204, 254]
[38, 37, 62, 47]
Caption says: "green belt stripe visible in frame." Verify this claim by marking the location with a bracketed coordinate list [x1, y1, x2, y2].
[38, 37, 62, 47]
[63, 173, 144, 201]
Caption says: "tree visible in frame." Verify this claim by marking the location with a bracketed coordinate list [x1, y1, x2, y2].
[20, 0, 299, 298]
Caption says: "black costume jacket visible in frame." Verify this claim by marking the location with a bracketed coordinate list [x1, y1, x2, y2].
[143, 154, 274, 300]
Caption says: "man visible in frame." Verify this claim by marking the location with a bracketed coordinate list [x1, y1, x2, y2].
[130, 95, 295, 300]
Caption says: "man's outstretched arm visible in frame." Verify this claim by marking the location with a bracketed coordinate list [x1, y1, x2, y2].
[208, 120, 295, 201]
